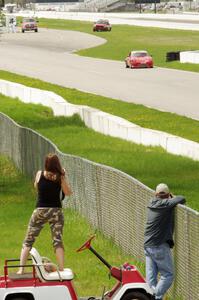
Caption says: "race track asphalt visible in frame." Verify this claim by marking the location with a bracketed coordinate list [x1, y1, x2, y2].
[0, 28, 199, 120]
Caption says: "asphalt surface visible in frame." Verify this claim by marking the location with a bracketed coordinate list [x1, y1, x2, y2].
[0, 28, 199, 120]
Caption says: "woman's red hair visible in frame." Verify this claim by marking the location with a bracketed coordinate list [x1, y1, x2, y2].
[44, 153, 64, 182]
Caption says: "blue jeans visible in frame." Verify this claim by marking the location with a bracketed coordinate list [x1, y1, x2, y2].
[144, 243, 174, 300]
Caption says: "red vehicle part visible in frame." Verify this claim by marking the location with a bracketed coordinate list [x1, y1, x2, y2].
[0, 255, 78, 300]
[77, 236, 153, 300]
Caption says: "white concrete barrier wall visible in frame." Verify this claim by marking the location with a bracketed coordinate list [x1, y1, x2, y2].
[180, 51, 199, 64]
[0, 79, 199, 161]
[166, 137, 199, 160]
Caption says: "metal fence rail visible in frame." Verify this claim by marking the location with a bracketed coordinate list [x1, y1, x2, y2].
[0, 112, 198, 300]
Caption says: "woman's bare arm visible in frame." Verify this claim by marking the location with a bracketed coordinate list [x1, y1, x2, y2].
[61, 176, 72, 196]
[34, 170, 42, 189]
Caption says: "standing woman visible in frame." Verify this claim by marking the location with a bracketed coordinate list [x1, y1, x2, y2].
[17, 153, 72, 274]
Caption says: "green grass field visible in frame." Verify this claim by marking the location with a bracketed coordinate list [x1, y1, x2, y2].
[0, 154, 143, 296]
[36, 18, 199, 73]
[0, 94, 198, 212]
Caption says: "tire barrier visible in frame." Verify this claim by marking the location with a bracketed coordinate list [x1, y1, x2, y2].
[166, 51, 180, 62]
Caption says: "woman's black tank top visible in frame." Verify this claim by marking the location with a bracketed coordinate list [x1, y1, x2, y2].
[36, 172, 62, 208]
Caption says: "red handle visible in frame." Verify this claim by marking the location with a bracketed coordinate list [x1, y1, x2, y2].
[76, 235, 96, 252]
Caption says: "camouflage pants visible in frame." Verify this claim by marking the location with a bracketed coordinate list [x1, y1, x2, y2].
[23, 208, 64, 250]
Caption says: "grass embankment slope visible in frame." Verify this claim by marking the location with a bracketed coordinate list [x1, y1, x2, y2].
[0, 70, 199, 144]
[37, 18, 199, 73]
[0, 94, 198, 212]
[0, 155, 137, 296]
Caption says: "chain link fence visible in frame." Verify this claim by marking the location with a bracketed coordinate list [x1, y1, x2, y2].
[0, 112, 198, 300]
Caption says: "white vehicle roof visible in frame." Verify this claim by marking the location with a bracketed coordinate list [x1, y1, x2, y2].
[96, 19, 110, 24]
[131, 50, 148, 55]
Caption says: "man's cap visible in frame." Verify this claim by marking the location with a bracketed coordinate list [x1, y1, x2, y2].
[156, 183, 169, 194]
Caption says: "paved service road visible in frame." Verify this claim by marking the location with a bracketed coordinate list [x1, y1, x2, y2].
[0, 29, 199, 120]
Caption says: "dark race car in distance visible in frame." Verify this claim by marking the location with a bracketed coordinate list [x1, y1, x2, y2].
[125, 50, 153, 68]
[93, 19, 112, 32]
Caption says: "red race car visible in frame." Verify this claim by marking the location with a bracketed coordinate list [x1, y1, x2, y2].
[125, 50, 153, 68]
[21, 17, 38, 33]
[93, 19, 112, 32]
